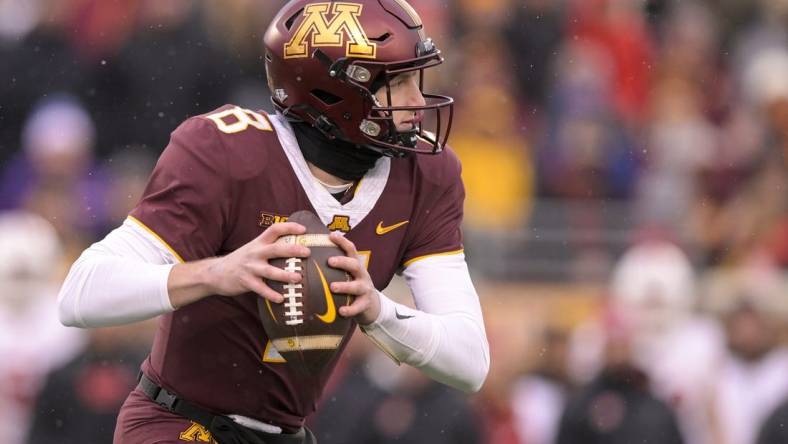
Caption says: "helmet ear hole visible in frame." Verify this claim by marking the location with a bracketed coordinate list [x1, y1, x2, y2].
[370, 32, 392, 43]
[284, 8, 304, 30]
[310, 89, 343, 106]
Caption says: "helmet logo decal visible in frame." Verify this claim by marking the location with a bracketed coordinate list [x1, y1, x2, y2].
[284, 2, 376, 60]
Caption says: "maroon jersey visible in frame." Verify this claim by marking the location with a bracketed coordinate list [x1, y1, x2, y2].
[128, 104, 464, 431]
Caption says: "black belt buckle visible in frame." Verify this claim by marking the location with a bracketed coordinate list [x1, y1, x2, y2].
[154, 388, 180, 411]
[139, 372, 180, 412]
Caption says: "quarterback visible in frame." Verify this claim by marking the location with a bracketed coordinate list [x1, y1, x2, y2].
[57, 0, 489, 443]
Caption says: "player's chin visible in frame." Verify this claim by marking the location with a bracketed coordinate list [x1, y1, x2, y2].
[394, 123, 416, 132]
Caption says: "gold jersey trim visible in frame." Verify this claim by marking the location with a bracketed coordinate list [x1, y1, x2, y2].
[127, 215, 185, 263]
[402, 248, 464, 268]
[272, 335, 344, 352]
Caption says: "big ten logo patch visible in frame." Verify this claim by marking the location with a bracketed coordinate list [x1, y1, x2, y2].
[179, 422, 217, 443]
[327, 215, 351, 233]
[259, 212, 288, 228]
[259, 212, 352, 233]
[284, 2, 376, 59]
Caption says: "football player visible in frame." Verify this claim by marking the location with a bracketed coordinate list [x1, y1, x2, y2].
[58, 1, 489, 443]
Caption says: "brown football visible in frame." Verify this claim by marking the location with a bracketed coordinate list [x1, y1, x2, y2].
[258, 210, 354, 376]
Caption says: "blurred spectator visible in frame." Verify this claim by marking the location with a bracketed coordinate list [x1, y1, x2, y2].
[0, 210, 86, 444]
[311, 335, 481, 444]
[511, 326, 571, 444]
[0, 95, 112, 245]
[65, 0, 140, 62]
[539, 40, 639, 200]
[556, 310, 684, 444]
[502, 0, 565, 109]
[27, 324, 152, 444]
[701, 260, 788, 444]
[565, 0, 655, 125]
[741, 48, 788, 268]
[691, 47, 788, 266]
[450, 35, 533, 230]
[101, 148, 156, 230]
[635, 76, 717, 234]
[475, 308, 530, 444]
[0, 0, 83, 164]
[0, 0, 41, 43]
[757, 393, 788, 444]
[711, 0, 761, 49]
[655, 2, 722, 97]
[114, 0, 229, 152]
[452, 0, 512, 35]
[200, 0, 278, 110]
[570, 240, 725, 444]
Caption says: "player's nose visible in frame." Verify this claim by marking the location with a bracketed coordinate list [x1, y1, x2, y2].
[406, 82, 426, 107]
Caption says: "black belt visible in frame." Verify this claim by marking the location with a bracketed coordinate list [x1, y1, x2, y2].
[137, 372, 315, 444]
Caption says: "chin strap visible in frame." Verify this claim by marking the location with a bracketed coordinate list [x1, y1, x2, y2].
[278, 103, 342, 140]
[395, 128, 419, 150]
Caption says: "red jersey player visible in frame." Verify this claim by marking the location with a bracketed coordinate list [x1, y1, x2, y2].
[58, 1, 489, 443]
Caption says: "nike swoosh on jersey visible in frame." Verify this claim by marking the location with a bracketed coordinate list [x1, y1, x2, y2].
[314, 260, 337, 324]
[395, 308, 415, 320]
[376, 220, 409, 235]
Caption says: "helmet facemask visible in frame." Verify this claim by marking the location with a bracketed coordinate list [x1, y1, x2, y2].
[347, 42, 454, 155]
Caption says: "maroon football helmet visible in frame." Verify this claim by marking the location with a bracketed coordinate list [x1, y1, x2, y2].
[264, 0, 454, 155]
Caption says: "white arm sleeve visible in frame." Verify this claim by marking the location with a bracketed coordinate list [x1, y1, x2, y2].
[57, 218, 178, 328]
[360, 253, 490, 392]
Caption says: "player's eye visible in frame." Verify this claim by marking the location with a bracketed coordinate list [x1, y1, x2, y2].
[390, 72, 415, 87]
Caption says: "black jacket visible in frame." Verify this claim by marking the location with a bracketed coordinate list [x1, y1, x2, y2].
[556, 366, 685, 444]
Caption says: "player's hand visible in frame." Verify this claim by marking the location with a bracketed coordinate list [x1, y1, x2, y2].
[327, 232, 380, 325]
[206, 222, 310, 303]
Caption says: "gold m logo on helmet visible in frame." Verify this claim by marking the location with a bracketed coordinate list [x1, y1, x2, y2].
[284, 2, 376, 59]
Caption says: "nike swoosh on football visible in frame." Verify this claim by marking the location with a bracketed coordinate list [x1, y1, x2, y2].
[376, 220, 409, 235]
[395, 308, 414, 320]
[314, 261, 337, 324]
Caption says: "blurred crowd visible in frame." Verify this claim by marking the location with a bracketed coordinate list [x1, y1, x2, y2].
[2, 0, 788, 443]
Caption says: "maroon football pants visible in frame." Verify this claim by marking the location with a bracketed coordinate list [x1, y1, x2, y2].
[114, 389, 316, 444]
[114, 388, 219, 443]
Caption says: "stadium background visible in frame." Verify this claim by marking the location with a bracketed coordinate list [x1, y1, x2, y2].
[2, 0, 788, 443]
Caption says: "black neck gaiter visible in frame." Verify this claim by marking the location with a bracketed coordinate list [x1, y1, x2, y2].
[292, 122, 383, 181]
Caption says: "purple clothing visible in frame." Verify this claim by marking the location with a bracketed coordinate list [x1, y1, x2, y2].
[0, 152, 111, 235]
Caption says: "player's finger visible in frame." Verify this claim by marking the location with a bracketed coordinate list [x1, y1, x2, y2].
[330, 280, 366, 296]
[329, 232, 358, 256]
[327, 255, 361, 275]
[242, 275, 284, 303]
[258, 222, 306, 243]
[259, 242, 310, 260]
[247, 263, 301, 284]
[338, 296, 369, 318]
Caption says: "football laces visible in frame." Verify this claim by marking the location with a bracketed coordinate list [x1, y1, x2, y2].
[282, 257, 304, 326]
